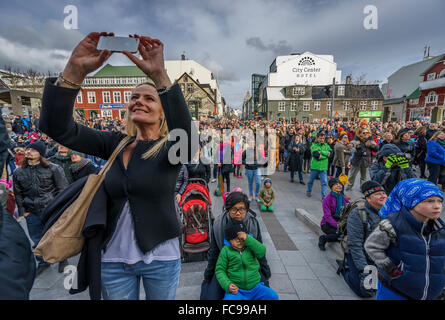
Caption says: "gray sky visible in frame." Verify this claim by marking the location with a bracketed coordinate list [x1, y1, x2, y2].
[1, 0, 444, 109]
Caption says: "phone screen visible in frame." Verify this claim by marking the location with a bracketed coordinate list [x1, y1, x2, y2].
[97, 36, 139, 53]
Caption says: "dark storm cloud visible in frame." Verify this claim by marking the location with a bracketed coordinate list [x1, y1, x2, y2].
[246, 37, 293, 56]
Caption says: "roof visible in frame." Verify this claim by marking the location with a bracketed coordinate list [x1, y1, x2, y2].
[407, 87, 421, 99]
[386, 54, 445, 99]
[93, 64, 148, 77]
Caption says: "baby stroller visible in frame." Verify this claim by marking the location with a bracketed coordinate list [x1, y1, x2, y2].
[179, 178, 213, 262]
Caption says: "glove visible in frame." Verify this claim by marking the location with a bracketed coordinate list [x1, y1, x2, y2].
[312, 151, 321, 161]
[396, 155, 409, 169]
[385, 154, 398, 169]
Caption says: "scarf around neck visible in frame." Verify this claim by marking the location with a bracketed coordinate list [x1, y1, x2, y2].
[331, 191, 345, 219]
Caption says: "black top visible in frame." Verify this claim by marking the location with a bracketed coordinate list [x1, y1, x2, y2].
[39, 78, 192, 253]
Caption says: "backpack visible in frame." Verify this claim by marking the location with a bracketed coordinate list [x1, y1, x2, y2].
[336, 198, 368, 253]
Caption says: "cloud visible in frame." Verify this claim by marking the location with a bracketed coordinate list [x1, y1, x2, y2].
[246, 37, 293, 55]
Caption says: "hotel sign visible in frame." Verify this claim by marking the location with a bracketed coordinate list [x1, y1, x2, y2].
[292, 57, 322, 79]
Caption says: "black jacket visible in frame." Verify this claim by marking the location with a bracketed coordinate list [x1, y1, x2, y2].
[39, 78, 192, 253]
[186, 161, 210, 183]
[0, 207, 36, 300]
[13, 163, 68, 216]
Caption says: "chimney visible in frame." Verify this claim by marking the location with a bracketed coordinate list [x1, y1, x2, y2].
[181, 53, 185, 60]
[346, 75, 351, 84]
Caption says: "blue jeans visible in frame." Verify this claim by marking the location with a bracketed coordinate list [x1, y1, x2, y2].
[306, 169, 328, 199]
[245, 169, 261, 198]
[25, 213, 49, 267]
[224, 282, 279, 300]
[283, 150, 288, 170]
[101, 259, 181, 300]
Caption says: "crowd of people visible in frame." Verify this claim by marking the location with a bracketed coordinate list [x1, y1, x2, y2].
[0, 32, 444, 301]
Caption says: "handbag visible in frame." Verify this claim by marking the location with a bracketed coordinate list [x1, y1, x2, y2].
[33, 136, 131, 264]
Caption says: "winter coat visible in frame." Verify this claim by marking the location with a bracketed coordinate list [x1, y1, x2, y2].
[186, 161, 211, 183]
[215, 235, 266, 292]
[365, 207, 445, 300]
[350, 137, 378, 168]
[333, 142, 354, 168]
[425, 140, 445, 165]
[49, 153, 74, 184]
[70, 158, 98, 181]
[258, 186, 275, 205]
[321, 192, 350, 228]
[287, 140, 305, 172]
[310, 142, 331, 171]
[13, 163, 68, 216]
[346, 201, 381, 271]
[0, 207, 36, 300]
[396, 140, 414, 161]
[413, 134, 427, 164]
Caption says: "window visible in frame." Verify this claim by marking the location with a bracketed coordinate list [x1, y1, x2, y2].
[409, 98, 419, 105]
[113, 91, 121, 103]
[101, 110, 112, 118]
[293, 87, 305, 95]
[87, 91, 96, 103]
[360, 101, 367, 110]
[371, 101, 379, 110]
[180, 84, 185, 93]
[187, 83, 194, 93]
[278, 102, 285, 112]
[313, 101, 321, 111]
[290, 101, 297, 111]
[184, 74, 188, 82]
[439, 69, 445, 78]
[326, 101, 331, 111]
[427, 91, 437, 103]
[76, 92, 83, 104]
[124, 91, 132, 103]
[427, 73, 436, 81]
[303, 102, 310, 111]
[343, 101, 349, 111]
[338, 86, 345, 96]
[102, 92, 111, 103]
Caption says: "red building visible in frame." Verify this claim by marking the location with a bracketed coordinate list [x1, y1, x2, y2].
[406, 55, 445, 121]
[74, 64, 151, 120]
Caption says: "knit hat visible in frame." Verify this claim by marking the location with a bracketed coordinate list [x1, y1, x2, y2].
[328, 178, 342, 189]
[264, 178, 272, 186]
[316, 131, 326, 138]
[71, 151, 85, 158]
[26, 141, 46, 157]
[224, 219, 247, 241]
[361, 181, 385, 198]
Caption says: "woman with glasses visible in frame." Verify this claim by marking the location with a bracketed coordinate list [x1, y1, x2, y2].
[201, 191, 271, 300]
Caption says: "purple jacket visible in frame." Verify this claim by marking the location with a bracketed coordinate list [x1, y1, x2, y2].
[321, 192, 350, 228]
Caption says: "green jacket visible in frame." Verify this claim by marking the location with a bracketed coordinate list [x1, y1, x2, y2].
[310, 142, 332, 171]
[215, 235, 266, 292]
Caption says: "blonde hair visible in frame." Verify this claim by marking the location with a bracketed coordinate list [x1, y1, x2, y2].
[125, 82, 170, 159]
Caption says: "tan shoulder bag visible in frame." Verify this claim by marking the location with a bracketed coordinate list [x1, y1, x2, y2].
[34, 136, 131, 264]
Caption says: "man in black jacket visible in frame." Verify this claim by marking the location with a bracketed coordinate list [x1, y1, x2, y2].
[0, 110, 13, 176]
[13, 140, 68, 275]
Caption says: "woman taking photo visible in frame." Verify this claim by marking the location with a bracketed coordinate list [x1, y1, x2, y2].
[39, 32, 192, 300]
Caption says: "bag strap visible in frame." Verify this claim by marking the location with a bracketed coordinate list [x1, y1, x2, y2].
[98, 135, 132, 176]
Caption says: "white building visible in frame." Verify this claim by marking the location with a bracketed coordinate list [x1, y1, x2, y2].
[165, 55, 224, 116]
[267, 52, 342, 87]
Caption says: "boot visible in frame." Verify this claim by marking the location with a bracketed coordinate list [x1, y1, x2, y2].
[318, 235, 326, 251]
[58, 259, 68, 273]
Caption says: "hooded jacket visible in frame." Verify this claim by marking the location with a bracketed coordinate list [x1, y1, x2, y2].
[215, 234, 266, 292]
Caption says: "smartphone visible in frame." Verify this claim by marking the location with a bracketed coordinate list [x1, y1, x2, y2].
[97, 36, 139, 53]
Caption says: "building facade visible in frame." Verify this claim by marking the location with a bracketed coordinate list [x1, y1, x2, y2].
[253, 52, 383, 122]
[74, 56, 226, 120]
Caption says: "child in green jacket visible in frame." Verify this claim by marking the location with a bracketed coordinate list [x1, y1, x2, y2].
[215, 219, 279, 300]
